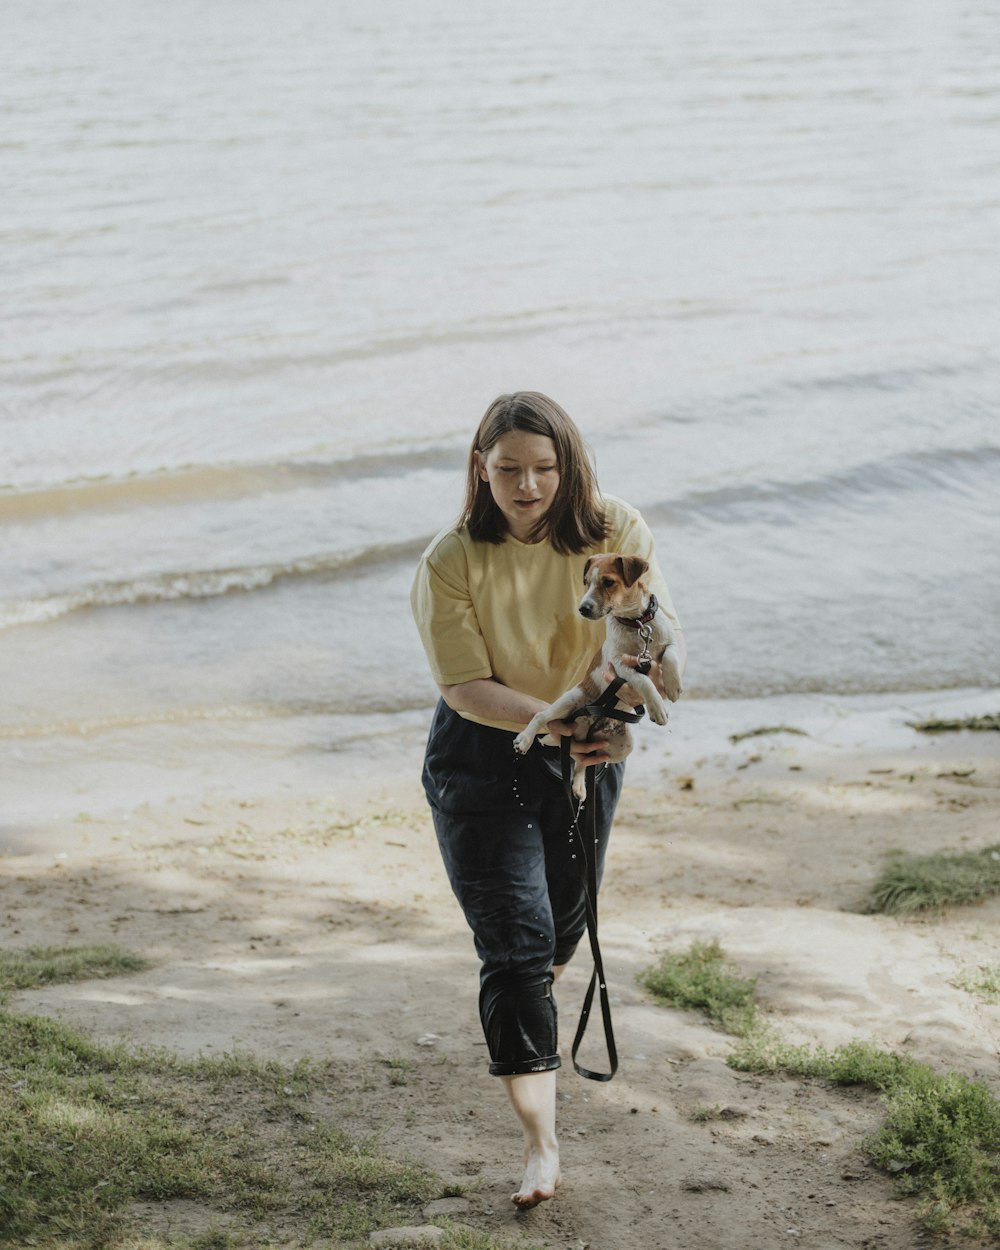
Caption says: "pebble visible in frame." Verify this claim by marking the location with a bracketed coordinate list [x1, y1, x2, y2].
[369, 1226, 445, 1248]
[681, 1175, 731, 1193]
[423, 1197, 471, 1218]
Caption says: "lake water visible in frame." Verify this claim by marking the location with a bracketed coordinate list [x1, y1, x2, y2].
[2, 0, 998, 809]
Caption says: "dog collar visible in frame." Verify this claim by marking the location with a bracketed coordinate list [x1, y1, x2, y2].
[614, 593, 658, 629]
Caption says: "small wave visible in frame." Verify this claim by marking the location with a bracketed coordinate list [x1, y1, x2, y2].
[781, 361, 973, 395]
[0, 704, 276, 739]
[0, 537, 432, 631]
[645, 444, 1000, 527]
[4, 308, 594, 394]
[0, 445, 465, 520]
[0, 696, 434, 741]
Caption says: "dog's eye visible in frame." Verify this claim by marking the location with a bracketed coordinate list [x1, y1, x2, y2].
[601, 578, 616, 589]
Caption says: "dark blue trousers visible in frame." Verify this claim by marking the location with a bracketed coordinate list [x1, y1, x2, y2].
[423, 700, 623, 1075]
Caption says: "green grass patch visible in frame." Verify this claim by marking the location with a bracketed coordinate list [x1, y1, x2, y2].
[0, 1008, 450, 1248]
[0, 944, 150, 1001]
[0, 945, 533, 1250]
[864, 845, 1000, 915]
[437, 1224, 541, 1250]
[638, 938, 761, 1038]
[643, 941, 1000, 1240]
[953, 965, 1000, 1004]
[907, 714, 1000, 733]
[728, 725, 807, 744]
[380, 1055, 414, 1086]
[730, 1038, 1000, 1240]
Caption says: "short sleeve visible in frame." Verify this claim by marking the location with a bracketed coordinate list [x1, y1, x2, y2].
[410, 535, 494, 686]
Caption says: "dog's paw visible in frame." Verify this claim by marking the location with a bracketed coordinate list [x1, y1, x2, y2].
[661, 650, 683, 702]
[513, 730, 534, 755]
[663, 674, 683, 703]
[647, 694, 669, 726]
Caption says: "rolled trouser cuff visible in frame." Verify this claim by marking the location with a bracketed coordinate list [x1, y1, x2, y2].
[481, 973, 559, 1075]
[489, 1053, 562, 1077]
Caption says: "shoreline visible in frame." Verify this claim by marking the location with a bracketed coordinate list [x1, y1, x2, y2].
[3, 685, 998, 844]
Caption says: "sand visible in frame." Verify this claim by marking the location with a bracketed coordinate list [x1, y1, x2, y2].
[3, 690, 999, 1250]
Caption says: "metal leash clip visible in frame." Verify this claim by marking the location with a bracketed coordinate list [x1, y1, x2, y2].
[635, 621, 654, 675]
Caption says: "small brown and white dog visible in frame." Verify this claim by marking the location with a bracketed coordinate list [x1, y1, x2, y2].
[514, 553, 682, 795]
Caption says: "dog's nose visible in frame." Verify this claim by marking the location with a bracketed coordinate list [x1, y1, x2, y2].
[579, 601, 597, 619]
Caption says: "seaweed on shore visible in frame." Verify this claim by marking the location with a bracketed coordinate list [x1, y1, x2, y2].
[728, 725, 807, 744]
[906, 713, 1000, 733]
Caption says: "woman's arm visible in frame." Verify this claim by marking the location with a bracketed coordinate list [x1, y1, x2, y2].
[439, 678, 548, 727]
[439, 679, 613, 766]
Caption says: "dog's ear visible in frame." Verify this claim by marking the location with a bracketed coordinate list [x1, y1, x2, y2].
[582, 557, 595, 585]
[616, 555, 649, 587]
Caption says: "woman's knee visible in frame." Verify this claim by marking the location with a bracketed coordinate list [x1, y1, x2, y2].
[480, 970, 561, 1076]
[476, 916, 556, 987]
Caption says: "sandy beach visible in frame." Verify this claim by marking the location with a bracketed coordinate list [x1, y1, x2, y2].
[6, 5, 1000, 1245]
[3, 690, 999, 1249]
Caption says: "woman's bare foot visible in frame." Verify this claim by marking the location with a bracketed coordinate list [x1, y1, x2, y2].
[512, 1140, 561, 1208]
[501, 1069, 562, 1208]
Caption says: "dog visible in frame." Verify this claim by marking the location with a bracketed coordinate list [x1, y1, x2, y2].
[513, 553, 682, 796]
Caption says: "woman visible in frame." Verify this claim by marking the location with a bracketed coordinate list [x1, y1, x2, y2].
[410, 392, 685, 1207]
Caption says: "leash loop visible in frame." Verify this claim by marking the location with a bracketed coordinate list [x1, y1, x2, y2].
[558, 740, 618, 1081]
[556, 675, 629, 1082]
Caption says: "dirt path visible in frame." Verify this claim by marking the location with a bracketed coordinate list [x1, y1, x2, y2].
[4, 731, 1000, 1249]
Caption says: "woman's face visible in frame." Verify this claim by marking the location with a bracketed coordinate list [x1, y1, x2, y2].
[475, 430, 560, 542]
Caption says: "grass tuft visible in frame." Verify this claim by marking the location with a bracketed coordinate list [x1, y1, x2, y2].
[0, 944, 150, 1001]
[438, 1222, 542, 1250]
[864, 845, 1000, 915]
[688, 1104, 723, 1122]
[638, 938, 761, 1038]
[953, 965, 1000, 1004]
[907, 714, 1000, 733]
[380, 1055, 414, 1086]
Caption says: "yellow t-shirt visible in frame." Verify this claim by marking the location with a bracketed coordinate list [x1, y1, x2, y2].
[410, 495, 681, 732]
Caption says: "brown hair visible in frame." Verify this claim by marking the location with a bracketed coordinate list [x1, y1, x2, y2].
[457, 392, 607, 554]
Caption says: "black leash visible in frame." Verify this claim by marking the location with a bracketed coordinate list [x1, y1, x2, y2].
[559, 677, 645, 1081]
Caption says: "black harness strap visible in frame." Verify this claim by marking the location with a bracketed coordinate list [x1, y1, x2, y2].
[558, 677, 645, 1082]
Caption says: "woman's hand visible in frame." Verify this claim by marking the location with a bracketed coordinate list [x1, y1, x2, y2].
[544, 719, 612, 766]
[605, 654, 681, 704]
